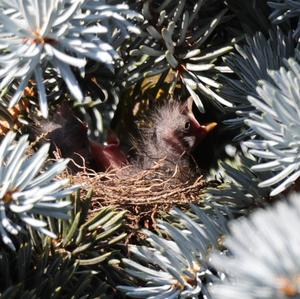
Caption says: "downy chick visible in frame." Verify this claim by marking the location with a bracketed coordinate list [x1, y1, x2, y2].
[30, 103, 91, 171]
[132, 98, 216, 181]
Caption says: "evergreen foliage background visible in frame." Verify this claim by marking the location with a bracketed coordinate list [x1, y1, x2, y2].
[0, 0, 300, 298]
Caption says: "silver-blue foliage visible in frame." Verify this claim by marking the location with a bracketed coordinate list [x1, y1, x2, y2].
[243, 55, 300, 196]
[210, 192, 300, 299]
[222, 29, 295, 137]
[0, 0, 141, 117]
[121, 1, 233, 112]
[205, 155, 271, 213]
[0, 131, 78, 250]
[269, 0, 300, 40]
[118, 205, 227, 299]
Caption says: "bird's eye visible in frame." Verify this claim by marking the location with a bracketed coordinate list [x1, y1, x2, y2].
[184, 121, 190, 130]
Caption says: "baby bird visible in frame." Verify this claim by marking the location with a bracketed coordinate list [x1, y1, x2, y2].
[132, 98, 216, 180]
[30, 103, 91, 171]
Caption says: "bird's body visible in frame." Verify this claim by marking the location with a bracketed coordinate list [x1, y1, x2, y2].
[29, 104, 92, 171]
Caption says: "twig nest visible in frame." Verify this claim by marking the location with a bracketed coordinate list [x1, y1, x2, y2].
[73, 158, 214, 214]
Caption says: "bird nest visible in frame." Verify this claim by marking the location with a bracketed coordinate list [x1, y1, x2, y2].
[64, 158, 218, 241]
[71, 159, 214, 216]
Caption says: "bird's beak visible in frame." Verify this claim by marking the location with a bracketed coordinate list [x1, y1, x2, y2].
[188, 109, 217, 138]
[201, 122, 217, 134]
[182, 97, 217, 137]
[105, 129, 121, 146]
[191, 119, 217, 147]
[89, 130, 128, 171]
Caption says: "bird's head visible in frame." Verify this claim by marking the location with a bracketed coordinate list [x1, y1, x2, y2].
[153, 98, 217, 155]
